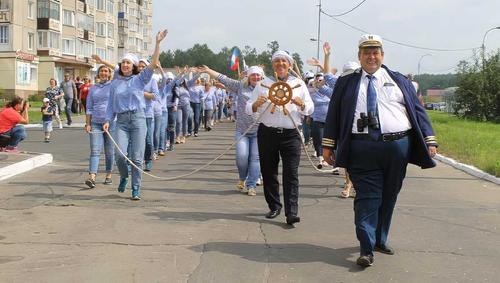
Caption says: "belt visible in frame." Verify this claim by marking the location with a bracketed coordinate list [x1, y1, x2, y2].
[351, 130, 411, 142]
[259, 124, 296, 134]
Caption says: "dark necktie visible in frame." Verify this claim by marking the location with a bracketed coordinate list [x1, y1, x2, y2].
[366, 74, 380, 140]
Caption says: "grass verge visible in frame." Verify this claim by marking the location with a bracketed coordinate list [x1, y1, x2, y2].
[427, 111, 500, 177]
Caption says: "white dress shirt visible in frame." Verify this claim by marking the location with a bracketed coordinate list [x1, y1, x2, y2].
[246, 75, 314, 129]
[352, 68, 412, 134]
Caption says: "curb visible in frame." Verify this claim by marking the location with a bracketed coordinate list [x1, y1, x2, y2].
[435, 154, 500, 185]
[25, 123, 86, 129]
[0, 153, 53, 181]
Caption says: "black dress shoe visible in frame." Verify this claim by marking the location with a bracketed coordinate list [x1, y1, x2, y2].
[265, 209, 281, 219]
[356, 255, 374, 267]
[286, 215, 301, 225]
[375, 244, 395, 255]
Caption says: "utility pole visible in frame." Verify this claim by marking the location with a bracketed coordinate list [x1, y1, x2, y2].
[316, 0, 322, 71]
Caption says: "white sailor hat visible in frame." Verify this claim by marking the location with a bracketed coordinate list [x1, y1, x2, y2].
[342, 61, 361, 73]
[358, 34, 383, 48]
[121, 53, 139, 65]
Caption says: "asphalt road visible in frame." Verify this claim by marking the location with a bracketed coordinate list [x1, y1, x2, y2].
[0, 121, 499, 282]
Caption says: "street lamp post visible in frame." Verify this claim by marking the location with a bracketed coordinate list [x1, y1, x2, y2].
[481, 27, 500, 68]
[417, 54, 432, 76]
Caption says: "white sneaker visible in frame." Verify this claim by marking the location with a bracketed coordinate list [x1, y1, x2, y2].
[59, 124, 63, 129]
[256, 178, 262, 186]
[247, 187, 256, 196]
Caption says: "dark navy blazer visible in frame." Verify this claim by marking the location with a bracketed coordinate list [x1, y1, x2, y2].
[323, 65, 437, 169]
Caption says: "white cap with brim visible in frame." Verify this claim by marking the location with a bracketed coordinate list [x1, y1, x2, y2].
[271, 50, 294, 65]
[43, 98, 50, 103]
[358, 34, 383, 48]
[342, 61, 361, 73]
[247, 66, 264, 77]
[121, 53, 139, 65]
[303, 71, 315, 79]
[165, 72, 175, 80]
[139, 58, 150, 66]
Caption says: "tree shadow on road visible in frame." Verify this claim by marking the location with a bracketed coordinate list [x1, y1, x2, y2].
[189, 241, 362, 272]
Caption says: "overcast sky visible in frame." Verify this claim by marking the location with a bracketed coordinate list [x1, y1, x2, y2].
[152, 0, 500, 75]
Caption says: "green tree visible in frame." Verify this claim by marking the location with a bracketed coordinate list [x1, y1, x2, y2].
[455, 51, 500, 122]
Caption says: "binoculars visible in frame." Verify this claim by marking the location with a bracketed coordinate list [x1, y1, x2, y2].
[357, 112, 379, 132]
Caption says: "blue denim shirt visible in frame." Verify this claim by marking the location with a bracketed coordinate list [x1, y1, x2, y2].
[309, 86, 332, 123]
[86, 80, 112, 124]
[144, 78, 160, 118]
[159, 77, 178, 109]
[105, 67, 154, 122]
[189, 85, 204, 103]
[175, 85, 191, 107]
[203, 89, 217, 111]
[317, 73, 338, 96]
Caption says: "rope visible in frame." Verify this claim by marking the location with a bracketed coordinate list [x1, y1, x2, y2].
[287, 112, 338, 173]
[89, 103, 273, 181]
[90, 96, 337, 181]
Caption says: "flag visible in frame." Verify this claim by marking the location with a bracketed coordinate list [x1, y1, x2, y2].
[229, 47, 240, 71]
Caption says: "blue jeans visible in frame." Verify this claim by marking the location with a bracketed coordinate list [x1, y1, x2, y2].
[114, 110, 147, 188]
[158, 110, 168, 151]
[64, 97, 73, 124]
[190, 102, 201, 134]
[153, 114, 162, 153]
[235, 132, 260, 188]
[89, 121, 115, 174]
[2, 125, 27, 147]
[145, 117, 154, 161]
[311, 121, 325, 157]
[176, 104, 189, 136]
[302, 116, 312, 144]
[167, 107, 177, 145]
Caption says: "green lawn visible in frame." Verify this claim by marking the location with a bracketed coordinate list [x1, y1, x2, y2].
[427, 111, 500, 177]
[28, 101, 43, 123]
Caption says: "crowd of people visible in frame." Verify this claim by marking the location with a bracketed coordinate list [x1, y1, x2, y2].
[0, 31, 439, 268]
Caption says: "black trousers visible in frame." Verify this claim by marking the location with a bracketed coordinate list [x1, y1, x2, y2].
[257, 124, 301, 217]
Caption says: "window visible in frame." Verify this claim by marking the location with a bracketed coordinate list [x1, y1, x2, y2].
[37, 0, 60, 20]
[17, 62, 31, 85]
[96, 22, 105, 37]
[63, 10, 75, 26]
[30, 65, 38, 83]
[28, 32, 34, 50]
[107, 22, 114, 38]
[128, 36, 134, 46]
[107, 47, 114, 62]
[38, 30, 60, 49]
[96, 47, 106, 60]
[143, 42, 147, 51]
[27, 1, 35, 19]
[77, 13, 94, 32]
[62, 38, 75, 55]
[106, 0, 114, 14]
[96, 0, 105, 11]
[0, 0, 9, 10]
[0, 25, 8, 44]
[77, 40, 94, 58]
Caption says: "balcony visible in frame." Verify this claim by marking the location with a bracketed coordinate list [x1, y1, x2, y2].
[37, 18, 61, 31]
[77, 1, 85, 12]
[0, 8, 11, 23]
[76, 28, 84, 39]
[85, 30, 95, 42]
[85, 4, 95, 16]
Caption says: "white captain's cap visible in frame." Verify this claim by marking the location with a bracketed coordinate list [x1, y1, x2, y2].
[358, 34, 383, 48]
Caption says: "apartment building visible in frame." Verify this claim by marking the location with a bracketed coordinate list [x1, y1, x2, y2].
[0, 0, 153, 98]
